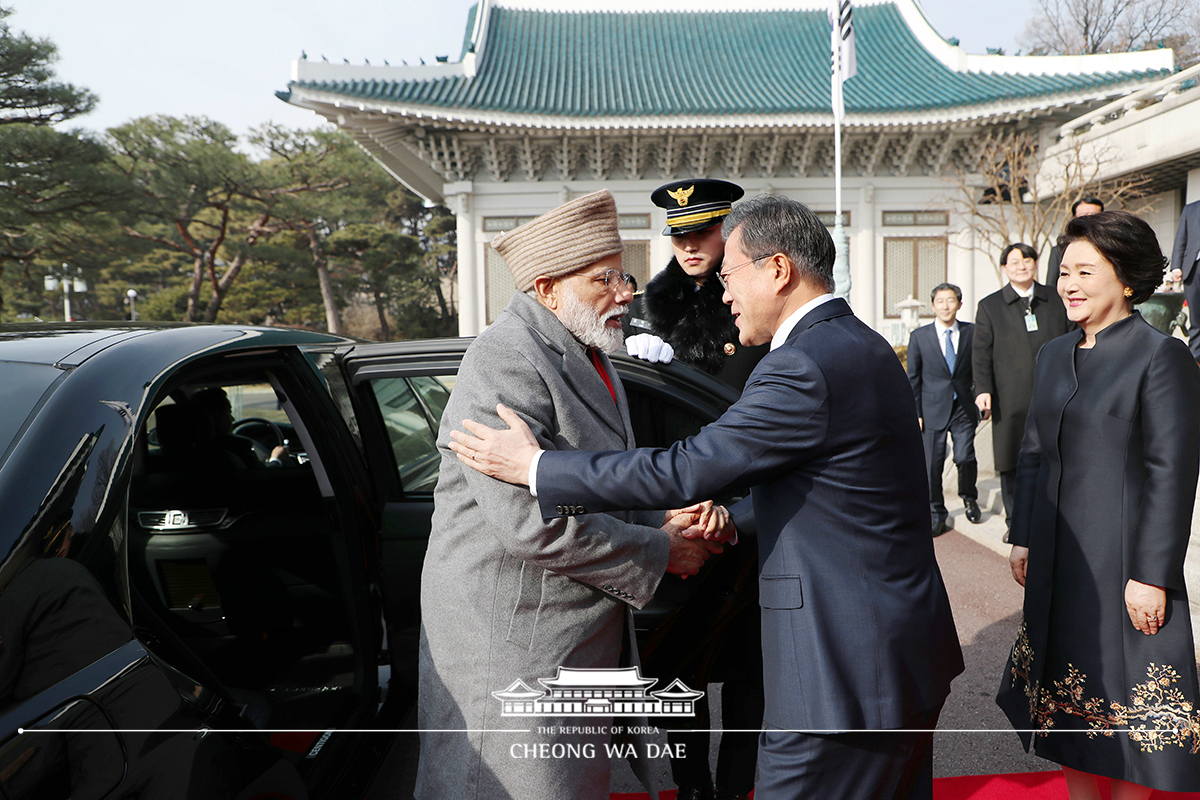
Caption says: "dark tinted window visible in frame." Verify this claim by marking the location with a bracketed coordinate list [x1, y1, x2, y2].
[0, 362, 62, 464]
[369, 378, 441, 492]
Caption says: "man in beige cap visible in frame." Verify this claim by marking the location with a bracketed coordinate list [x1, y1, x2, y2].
[415, 190, 721, 800]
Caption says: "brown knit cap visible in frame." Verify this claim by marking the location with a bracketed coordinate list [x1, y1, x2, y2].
[492, 190, 625, 292]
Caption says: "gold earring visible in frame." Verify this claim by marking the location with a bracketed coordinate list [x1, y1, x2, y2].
[1123, 287, 1134, 298]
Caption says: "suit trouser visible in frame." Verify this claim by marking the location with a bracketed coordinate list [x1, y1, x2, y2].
[754, 704, 942, 800]
[668, 678, 764, 794]
[922, 403, 977, 521]
[999, 469, 1016, 529]
[1184, 269, 1200, 361]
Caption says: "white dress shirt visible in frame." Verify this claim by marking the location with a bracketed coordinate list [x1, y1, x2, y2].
[770, 293, 837, 351]
[935, 319, 960, 362]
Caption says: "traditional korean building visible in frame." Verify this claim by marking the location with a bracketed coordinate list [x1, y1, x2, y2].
[491, 667, 704, 716]
[278, 0, 1174, 338]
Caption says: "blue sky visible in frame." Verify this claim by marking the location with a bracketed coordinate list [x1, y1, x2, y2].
[15, 0, 1032, 137]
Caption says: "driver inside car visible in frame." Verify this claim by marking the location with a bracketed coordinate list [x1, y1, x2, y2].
[191, 387, 291, 468]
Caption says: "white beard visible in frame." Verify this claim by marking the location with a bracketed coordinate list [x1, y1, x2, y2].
[559, 286, 626, 353]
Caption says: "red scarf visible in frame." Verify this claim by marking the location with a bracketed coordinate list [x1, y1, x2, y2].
[589, 348, 616, 404]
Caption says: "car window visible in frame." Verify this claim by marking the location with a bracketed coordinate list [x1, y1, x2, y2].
[368, 378, 441, 493]
[411, 375, 454, 426]
[625, 385, 709, 449]
[302, 349, 361, 450]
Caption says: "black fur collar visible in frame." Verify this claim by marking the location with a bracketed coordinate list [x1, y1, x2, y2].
[641, 257, 741, 375]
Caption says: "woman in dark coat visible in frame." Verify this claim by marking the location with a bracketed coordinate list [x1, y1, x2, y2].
[996, 211, 1200, 799]
[972, 242, 1072, 531]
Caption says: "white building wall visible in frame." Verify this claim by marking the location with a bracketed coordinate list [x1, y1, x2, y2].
[1141, 190, 1182, 266]
[460, 174, 1001, 338]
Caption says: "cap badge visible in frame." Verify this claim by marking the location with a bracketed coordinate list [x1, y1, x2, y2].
[667, 185, 695, 207]
[724, 343, 736, 355]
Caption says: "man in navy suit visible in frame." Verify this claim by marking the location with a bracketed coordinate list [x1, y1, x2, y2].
[907, 283, 981, 536]
[451, 195, 963, 800]
[1171, 199, 1200, 361]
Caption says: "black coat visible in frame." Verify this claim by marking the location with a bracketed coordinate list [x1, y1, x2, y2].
[1044, 245, 1063, 287]
[907, 321, 978, 431]
[997, 313, 1200, 792]
[623, 257, 768, 390]
[972, 282, 1072, 472]
[1171, 200, 1200, 283]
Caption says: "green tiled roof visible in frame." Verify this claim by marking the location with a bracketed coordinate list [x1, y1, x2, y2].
[459, 3, 479, 62]
[291, 3, 1168, 117]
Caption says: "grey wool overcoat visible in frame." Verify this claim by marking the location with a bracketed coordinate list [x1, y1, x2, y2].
[415, 291, 669, 800]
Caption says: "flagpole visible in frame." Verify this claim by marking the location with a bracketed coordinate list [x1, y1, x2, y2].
[830, 2, 851, 300]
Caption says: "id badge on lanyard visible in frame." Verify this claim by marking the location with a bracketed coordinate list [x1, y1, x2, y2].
[1025, 304, 1039, 332]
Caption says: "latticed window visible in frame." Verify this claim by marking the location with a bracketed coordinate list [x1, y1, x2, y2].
[883, 237, 947, 318]
[621, 241, 650, 291]
[485, 244, 515, 324]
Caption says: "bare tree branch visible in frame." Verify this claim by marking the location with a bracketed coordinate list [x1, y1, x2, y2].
[1021, 0, 1194, 56]
[947, 130, 1152, 278]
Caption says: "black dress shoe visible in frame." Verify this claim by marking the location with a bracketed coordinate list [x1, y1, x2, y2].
[963, 498, 982, 523]
[932, 519, 950, 536]
[676, 786, 714, 800]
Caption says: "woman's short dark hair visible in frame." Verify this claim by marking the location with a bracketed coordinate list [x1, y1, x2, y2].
[999, 242, 1038, 267]
[1059, 210, 1165, 305]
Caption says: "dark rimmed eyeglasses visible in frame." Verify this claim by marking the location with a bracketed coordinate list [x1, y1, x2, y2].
[587, 269, 636, 289]
[716, 254, 772, 290]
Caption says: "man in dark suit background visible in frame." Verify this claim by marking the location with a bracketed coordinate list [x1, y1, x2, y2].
[1170, 198, 1200, 361]
[974, 243, 1072, 535]
[1043, 196, 1104, 286]
[907, 283, 980, 536]
[450, 195, 964, 800]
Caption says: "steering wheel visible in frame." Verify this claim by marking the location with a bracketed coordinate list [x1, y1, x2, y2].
[232, 417, 285, 449]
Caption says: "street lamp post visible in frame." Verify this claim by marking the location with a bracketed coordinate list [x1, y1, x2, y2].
[43, 263, 87, 322]
[126, 289, 139, 321]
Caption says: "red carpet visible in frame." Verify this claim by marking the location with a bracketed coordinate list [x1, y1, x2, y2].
[930, 771, 1199, 799]
[612, 773, 1200, 798]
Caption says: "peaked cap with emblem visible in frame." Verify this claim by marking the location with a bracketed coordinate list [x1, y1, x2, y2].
[491, 189, 625, 292]
[650, 178, 745, 236]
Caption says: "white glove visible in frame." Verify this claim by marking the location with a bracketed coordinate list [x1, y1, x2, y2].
[625, 333, 675, 364]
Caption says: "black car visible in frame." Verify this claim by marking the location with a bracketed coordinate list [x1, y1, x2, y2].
[0, 323, 738, 799]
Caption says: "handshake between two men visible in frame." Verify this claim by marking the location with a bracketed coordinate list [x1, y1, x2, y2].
[662, 500, 735, 578]
[450, 402, 736, 579]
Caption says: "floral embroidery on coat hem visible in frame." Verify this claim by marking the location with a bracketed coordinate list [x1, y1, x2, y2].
[1007, 617, 1199, 754]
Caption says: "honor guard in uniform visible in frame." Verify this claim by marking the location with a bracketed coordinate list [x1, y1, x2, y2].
[623, 178, 769, 390]
[623, 178, 765, 800]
